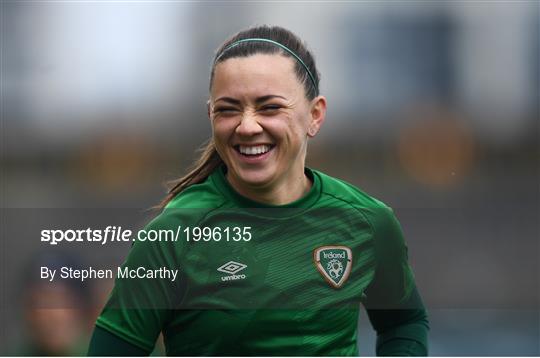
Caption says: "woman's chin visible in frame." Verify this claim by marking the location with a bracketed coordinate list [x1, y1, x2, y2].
[228, 168, 276, 191]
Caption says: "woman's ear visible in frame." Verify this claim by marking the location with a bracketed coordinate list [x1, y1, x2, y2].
[307, 95, 327, 137]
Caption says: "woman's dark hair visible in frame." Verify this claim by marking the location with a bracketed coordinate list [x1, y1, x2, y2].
[158, 25, 320, 209]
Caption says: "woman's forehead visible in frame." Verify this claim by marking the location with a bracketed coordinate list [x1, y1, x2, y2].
[211, 54, 303, 99]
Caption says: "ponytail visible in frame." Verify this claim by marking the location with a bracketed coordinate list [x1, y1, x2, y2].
[157, 139, 223, 209]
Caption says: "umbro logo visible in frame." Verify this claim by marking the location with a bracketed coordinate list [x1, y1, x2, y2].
[217, 261, 247, 281]
[217, 261, 247, 275]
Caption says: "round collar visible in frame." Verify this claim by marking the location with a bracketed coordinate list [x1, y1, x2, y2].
[210, 165, 321, 210]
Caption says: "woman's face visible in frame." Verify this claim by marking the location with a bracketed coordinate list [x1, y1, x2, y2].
[209, 54, 325, 197]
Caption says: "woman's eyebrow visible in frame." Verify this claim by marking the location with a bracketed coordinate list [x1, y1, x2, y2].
[214, 95, 287, 105]
[215, 97, 241, 105]
[254, 95, 287, 104]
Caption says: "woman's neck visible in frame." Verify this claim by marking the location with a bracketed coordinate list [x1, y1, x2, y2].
[226, 172, 312, 206]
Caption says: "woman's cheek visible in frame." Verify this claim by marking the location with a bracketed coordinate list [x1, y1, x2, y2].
[264, 113, 292, 134]
[213, 118, 238, 137]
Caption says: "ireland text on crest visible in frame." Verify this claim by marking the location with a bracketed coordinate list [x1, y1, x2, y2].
[313, 246, 353, 288]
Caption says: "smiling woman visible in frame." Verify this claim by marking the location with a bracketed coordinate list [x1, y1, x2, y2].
[88, 25, 429, 356]
[210, 53, 326, 204]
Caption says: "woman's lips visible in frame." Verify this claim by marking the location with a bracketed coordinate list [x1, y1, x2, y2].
[233, 144, 275, 163]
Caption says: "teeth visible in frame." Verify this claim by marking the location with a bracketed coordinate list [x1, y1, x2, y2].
[238, 145, 271, 155]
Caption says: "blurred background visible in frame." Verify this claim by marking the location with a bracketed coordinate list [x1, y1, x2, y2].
[1, 0, 538, 355]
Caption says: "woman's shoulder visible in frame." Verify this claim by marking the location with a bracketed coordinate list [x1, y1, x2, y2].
[312, 169, 389, 210]
[165, 175, 228, 210]
[146, 174, 229, 229]
[312, 169, 402, 241]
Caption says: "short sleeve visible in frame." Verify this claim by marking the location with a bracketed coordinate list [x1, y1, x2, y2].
[95, 211, 183, 352]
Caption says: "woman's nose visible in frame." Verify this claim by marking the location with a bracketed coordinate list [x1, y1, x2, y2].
[235, 111, 263, 136]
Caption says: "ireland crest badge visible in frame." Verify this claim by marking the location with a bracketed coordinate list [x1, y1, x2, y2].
[313, 246, 352, 289]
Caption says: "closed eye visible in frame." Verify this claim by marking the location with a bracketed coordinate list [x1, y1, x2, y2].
[215, 107, 238, 112]
[259, 105, 282, 112]
[214, 107, 240, 115]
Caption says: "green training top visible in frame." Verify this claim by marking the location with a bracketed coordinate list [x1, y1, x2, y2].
[95, 166, 427, 355]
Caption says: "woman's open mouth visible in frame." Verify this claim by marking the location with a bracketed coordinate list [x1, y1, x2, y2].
[234, 144, 275, 161]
